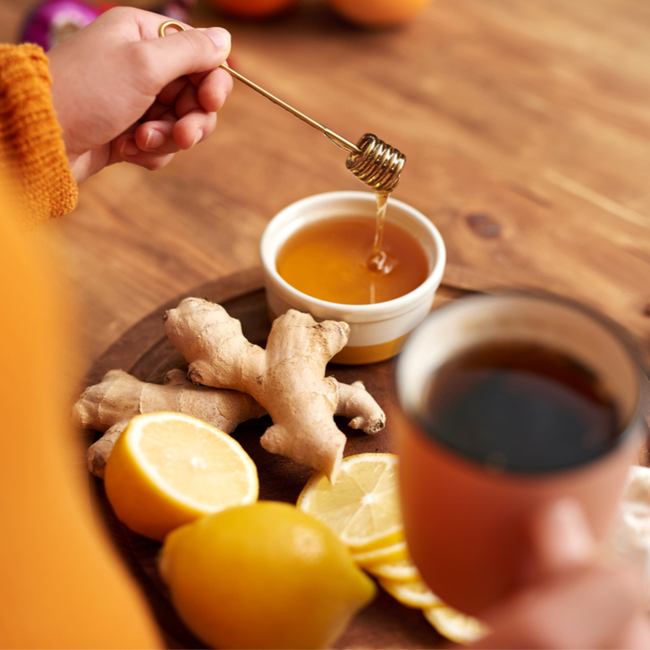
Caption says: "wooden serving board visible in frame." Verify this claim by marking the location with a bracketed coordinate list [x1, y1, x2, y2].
[81, 267, 467, 650]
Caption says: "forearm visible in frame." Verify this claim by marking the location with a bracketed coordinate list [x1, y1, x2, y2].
[0, 43, 77, 226]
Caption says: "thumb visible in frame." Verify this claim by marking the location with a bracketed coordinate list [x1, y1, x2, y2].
[528, 497, 596, 580]
[139, 26, 231, 92]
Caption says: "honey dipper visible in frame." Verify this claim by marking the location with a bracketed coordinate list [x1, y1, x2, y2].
[159, 20, 406, 194]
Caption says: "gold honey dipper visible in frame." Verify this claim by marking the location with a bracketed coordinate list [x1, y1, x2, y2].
[158, 20, 406, 194]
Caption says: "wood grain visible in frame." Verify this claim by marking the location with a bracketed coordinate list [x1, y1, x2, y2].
[2, 0, 648, 366]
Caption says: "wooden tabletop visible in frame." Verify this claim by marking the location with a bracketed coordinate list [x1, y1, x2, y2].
[2, 0, 649, 367]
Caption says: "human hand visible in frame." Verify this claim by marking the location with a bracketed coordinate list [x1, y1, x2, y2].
[47, 7, 233, 182]
[470, 498, 650, 649]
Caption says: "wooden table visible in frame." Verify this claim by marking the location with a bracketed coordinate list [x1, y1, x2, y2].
[2, 0, 650, 645]
[2, 0, 649, 364]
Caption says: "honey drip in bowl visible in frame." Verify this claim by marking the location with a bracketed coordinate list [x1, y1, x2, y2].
[367, 192, 394, 275]
[276, 204, 428, 306]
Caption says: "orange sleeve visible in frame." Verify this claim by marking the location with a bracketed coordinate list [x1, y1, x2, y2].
[0, 43, 162, 649]
[0, 43, 78, 226]
[0, 176, 164, 648]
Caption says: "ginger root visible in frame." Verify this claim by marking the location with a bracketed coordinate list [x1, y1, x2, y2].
[74, 368, 265, 478]
[163, 298, 385, 482]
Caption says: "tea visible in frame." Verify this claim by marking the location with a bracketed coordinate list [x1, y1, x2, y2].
[276, 214, 429, 305]
[418, 341, 621, 473]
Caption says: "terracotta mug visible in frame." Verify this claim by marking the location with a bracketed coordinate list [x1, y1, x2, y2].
[394, 292, 648, 615]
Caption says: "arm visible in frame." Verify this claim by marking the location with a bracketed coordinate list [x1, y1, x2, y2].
[0, 177, 162, 648]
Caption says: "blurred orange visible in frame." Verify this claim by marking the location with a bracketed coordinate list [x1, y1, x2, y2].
[327, 0, 431, 27]
[205, 0, 299, 19]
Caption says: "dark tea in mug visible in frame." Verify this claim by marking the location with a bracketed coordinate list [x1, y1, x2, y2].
[419, 341, 622, 474]
[395, 292, 646, 615]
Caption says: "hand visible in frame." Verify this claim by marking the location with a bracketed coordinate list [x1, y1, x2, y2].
[471, 499, 650, 649]
[47, 7, 233, 182]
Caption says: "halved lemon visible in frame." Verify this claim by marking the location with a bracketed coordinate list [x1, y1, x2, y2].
[423, 605, 490, 645]
[297, 453, 402, 551]
[104, 411, 259, 541]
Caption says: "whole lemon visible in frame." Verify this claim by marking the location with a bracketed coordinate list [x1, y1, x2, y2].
[159, 501, 376, 649]
[327, 0, 431, 28]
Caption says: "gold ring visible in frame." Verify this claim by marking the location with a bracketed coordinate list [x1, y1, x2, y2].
[158, 20, 186, 37]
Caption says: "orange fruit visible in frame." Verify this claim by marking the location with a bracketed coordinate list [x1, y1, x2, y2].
[205, 0, 299, 20]
[327, 0, 431, 28]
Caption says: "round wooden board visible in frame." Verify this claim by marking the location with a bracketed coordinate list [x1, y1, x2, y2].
[81, 267, 457, 649]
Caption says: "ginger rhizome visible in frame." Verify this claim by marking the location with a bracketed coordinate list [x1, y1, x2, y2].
[74, 368, 266, 477]
[163, 298, 385, 482]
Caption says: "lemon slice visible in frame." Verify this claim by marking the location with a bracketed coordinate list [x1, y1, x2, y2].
[104, 411, 259, 541]
[366, 556, 420, 583]
[352, 540, 409, 568]
[379, 576, 442, 609]
[297, 453, 402, 550]
[423, 605, 490, 645]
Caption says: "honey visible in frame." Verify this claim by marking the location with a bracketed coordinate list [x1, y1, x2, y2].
[367, 192, 390, 273]
[276, 212, 429, 305]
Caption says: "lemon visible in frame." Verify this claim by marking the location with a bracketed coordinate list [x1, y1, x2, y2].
[379, 576, 442, 609]
[423, 605, 490, 645]
[351, 540, 409, 568]
[159, 501, 376, 649]
[366, 556, 420, 583]
[297, 453, 403, 551]
[104, 411, 258, 541]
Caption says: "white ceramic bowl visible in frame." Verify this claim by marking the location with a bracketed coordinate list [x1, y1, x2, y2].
[260, 191, 446, 364]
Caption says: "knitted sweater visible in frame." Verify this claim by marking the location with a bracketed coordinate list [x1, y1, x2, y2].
[0, 43, 78, 226]
[0, 45, 162, 648]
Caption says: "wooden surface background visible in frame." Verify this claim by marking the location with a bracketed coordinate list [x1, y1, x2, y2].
[1, 0, 650, 369]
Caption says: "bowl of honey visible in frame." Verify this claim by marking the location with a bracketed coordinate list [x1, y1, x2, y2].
[260, 191, 446, 364]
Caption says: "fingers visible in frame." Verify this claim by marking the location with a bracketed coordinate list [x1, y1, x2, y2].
[137, 107, 217, 151]
[136, 121, 177, 154]
[468, 499, 650, 649]
[111, 105, 217, 169]
[173, 110, 218, 150]
[528, 498, 596, 580]
[133, 26, 232, 97]
[195, 67, 234, 113]
[473, 565, 649, 649]
[113, 133, 175, 171]
[139, 73, 223, 153]
[157, 66, 232, 114]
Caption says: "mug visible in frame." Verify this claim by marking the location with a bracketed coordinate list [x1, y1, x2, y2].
[394, 291, 647, 615]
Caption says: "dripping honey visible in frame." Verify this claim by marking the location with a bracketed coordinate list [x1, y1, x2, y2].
[276, 211, 429, 305]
